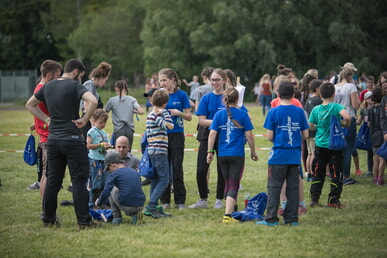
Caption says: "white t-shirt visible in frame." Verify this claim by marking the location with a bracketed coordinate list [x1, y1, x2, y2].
[334, 83, 357, 118]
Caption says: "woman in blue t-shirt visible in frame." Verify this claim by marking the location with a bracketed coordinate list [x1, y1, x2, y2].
[207, 87, 258, 223]
[158, 68, 192, 209]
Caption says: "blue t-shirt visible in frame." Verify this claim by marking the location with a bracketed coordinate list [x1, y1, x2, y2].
[197, 92, 248, 120]
[263, 105, 309, 165]
[165, 89, 191, 133]
[97, 167, 146, 207]
[210, 107, 253, 157]
[87, 127, 109, 160]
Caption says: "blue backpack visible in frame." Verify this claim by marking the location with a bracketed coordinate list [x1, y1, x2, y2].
[138, 131, 155, 179]
[24, 133, 37, 166]
[329, 115, 346, 151]
[231, 192, 267, 222]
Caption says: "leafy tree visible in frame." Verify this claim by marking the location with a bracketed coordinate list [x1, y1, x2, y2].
[0, 0, 60, 70]
[67, 0, 145, 87]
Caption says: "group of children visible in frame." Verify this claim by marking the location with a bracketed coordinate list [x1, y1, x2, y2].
[83, 65, 387, 228]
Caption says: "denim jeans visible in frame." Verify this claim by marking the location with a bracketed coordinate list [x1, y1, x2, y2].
[88, 159, 109, 206]
[343, 118, 357, 178]
[259, 94, 272, 116]
[43, 139, 92, 225]
[147, 153, 170, 209]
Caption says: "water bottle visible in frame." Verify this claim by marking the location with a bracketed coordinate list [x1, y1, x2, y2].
[244, 193, 251, 208]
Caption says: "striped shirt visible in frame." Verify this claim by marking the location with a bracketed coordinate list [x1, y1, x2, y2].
[146, 110, 174, 155]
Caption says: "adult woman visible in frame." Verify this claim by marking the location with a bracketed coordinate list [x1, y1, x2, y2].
[105, 80, 144, 150]
[158, 68, 192, 210]
[258, 74, 272, 116]
[207, 87, 258, 223]
[81, 62, 112, 139]
[334, 68, 361, 185]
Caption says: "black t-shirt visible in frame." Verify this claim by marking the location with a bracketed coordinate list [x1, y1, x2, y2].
[35, 78, 88, 141]
[368, 105, 384, 148]
[304, 96, 322, 138]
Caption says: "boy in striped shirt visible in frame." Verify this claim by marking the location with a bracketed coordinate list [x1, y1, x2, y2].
[144, 89, 174, 218]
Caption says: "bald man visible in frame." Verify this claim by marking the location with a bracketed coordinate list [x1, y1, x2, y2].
[111, 136, 140, 170]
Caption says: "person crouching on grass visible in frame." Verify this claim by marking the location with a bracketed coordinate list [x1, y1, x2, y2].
[258, 82, 309, 226]
[95, 152, 145, 225]
[207, 87, 258, 223]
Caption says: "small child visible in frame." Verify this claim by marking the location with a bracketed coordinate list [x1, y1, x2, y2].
[143, 89, 174, 218]
[86, 109, 111, 208]
[308, 82, 351, 208]
[258, 82, 309, 226]
[357, 91, 374, 177]
[367, 87, 385, 185]
[95, 152, 146, 225]
[303, 79, 323, 181]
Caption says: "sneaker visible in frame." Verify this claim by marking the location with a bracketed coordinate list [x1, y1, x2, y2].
[298, 205, 307, 215]
[373, 177, 378, 184]
[306, 174, 312, 182]
[214, 199, 223, 209]
[282, 222, 299, 226]
[78, 220, 102, 230]
[131, 212, 143, 225]
[27, 182, 40, 190]
[111, 218, 122, 225]
[365, 171, 373, 177]
[256, 220, 279, 226]
[156, 206, 172, 217]
[144, 207, 161, 219]
[355, 169, 362, 176]
[176, 204, 186, 210]
[189, 199, 208, 209]
[309, 201, 320, 207]
[278, 207, 285, 216]
[342, 178, 356, 185]
[222, 216, 240, 223]
[326, 202, 346, 209]
[377, 177, 385, 185]
[161, 203, 170, 209]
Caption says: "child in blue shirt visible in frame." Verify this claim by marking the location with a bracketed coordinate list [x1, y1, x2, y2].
[86, 109, 111, 208]
[258, 82, 309, 226]
[308, 82, 351, 208]
[207, 87, 258, 223]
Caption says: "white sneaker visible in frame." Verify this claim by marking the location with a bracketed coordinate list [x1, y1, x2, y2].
[189, 199, 208, 209]
[161, 203, 170, 209]
[176, 204, 186, 210]
[214, 199, 223, 209]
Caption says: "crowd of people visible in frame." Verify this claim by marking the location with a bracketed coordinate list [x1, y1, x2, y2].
[25, 58, 387, 228]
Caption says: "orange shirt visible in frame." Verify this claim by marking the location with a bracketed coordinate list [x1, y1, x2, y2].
[270, 97, 303, 108]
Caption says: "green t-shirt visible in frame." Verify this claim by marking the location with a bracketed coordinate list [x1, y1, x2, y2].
[308, 102, 345, 148]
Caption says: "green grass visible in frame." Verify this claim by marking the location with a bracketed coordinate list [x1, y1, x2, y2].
[0, 103, 387, 257]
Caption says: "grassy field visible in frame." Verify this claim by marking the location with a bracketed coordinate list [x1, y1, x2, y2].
[0, 96, 386, 257]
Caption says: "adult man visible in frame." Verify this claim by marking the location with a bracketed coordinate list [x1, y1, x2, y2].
[28, 60, 62, 195]
[26, 59, 99, 229]
[95, 152, 145, 225]
[112, 135, 140, 170]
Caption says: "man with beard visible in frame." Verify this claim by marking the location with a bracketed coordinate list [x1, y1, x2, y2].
[26, 59, 100, 229]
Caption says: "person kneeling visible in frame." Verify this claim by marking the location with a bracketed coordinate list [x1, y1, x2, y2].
[95, 152, 146, 225]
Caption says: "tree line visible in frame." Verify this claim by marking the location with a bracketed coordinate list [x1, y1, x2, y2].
[1, 0, 386, 90]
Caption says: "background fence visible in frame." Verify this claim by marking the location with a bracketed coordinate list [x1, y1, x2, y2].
[0, 70, 37, 103]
